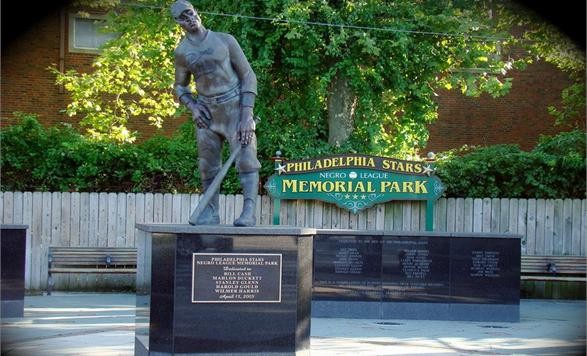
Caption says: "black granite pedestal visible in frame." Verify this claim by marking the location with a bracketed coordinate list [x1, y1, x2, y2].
[313, 230, 521, 322]
[134, 224, 315, 356]
[1, 224, 28, 319]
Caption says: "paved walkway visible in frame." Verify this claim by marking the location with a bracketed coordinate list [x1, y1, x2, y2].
[1, 293, 585, 355]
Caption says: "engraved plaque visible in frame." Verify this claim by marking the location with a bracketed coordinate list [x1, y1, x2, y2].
[450, 238, 520, 304]
[470, 250, 501, 277]
[313, 235, 382, 301]
[334, 247, 364, 274]
[192, 253, 282, 303]
[382, 236, 450, 302]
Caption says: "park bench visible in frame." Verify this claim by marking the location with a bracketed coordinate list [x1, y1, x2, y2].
[47, 246, 137, 295]
[521, 255, 586, 282]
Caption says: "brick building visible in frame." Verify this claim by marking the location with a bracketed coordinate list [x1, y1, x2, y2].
[1, 5, 583, 153]
[427, 60, 580, 152]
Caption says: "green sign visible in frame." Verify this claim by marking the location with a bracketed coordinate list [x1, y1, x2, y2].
[265, 154, 445, 230]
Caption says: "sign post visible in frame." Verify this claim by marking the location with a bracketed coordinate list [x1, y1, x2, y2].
[271, 151, 283, 225]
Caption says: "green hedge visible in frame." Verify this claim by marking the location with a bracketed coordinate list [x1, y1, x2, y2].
[435, 130, 586, 198]
[1, 113, 585, 198]
[1, 113, 201, 192]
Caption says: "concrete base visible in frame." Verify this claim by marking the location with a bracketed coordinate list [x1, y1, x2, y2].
[311, 301, 381, 319]
[1, 300, 24, 318]
[1, 294, 585, 356]
[136, 335, 309, 356]
[312, 301, 519, 322]
[134, 224, 315, 356]
[134, 336, 148, 356]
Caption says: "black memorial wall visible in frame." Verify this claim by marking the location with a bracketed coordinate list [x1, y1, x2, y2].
[1, 225, 27, 319]
[313, 230, 521, 321]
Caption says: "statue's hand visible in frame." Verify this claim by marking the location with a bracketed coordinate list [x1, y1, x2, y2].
[188, 102, 210, 129]
[237, 108, 255, 145]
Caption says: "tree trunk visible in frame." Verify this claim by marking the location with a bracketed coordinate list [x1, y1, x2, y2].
[327, 72, 357, 147]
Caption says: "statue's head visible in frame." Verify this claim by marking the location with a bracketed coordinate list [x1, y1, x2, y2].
[170, 0, 201, 32]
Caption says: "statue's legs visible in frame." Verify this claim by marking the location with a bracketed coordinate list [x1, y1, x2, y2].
[198, 96, 261, 226]
[195, 177, 220, 225]
[229, 127, 260, 227]
[195, 129, 222, 225]
[233, 171, 259, 226]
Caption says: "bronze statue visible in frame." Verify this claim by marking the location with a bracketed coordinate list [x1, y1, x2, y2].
[171, 0, 260, 226]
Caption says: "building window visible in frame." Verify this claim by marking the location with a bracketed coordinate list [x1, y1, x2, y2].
[69, 14, 117, 53]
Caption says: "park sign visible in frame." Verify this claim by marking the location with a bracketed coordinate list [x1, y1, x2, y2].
[265, 153, 444, 230]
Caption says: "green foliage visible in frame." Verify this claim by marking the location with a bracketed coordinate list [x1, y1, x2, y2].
[496, 1, 585, 127]
[547, 83, 586, 128]
[436, 130, 586, 198]
[51, 2, 181, 142]
[238, 0, 517, 157]
[2, 116, 583, 198]
[0, 112, 69, 191]
[54, 0, 519, 158]
[47, 0, 584, 191]
[0, 114, 200, 193]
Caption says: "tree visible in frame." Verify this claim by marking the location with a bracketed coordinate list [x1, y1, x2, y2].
[495, 1, 585, 128]
[53, 0, 581, 161]
[53, 3, 180, 142]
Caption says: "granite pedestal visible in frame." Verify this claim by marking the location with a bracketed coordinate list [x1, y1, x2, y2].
[313, 230, 521, 322]
[1, 224, 28, 319]
[134, 224, 315, 355]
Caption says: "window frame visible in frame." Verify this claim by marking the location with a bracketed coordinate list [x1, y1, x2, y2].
[68, 13, 116, 54]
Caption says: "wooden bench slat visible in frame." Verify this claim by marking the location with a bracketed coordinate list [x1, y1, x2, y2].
[520, 255, 586, 283]
[523, 260, 586, 263]
[522, 267, 586, 271]
[522, 263, 586, 266]
[525, 266, 586, 268]
[49, 268, 137, 273]
[47, 246, 138, 295]
[52, 250, 136, 255]
[522, 258, 586, 262]
[50, 250, 136, 254]
[50, 254, 137, 257]
[50, 248, 137, 250]
[50, 258, 136, 260]
[50, 255, 137, 258]
[51, 253, 137, 256]
[51, 248, 137, 250]
[522, 262, 586, 265]
[50, 258, 137, 262]
[522, 276, 586, 282]
[50, 262, 137, 265]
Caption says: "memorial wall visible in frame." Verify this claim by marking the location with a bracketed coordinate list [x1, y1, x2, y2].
[313, 230, 521, 322]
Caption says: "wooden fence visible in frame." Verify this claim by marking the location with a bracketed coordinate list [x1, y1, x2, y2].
[1, 191, 586, 290]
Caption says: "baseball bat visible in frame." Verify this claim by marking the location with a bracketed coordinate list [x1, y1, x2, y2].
[188, 116, 259, 225]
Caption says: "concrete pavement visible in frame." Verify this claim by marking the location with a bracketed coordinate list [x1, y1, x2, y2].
[1, 293, 585, 355]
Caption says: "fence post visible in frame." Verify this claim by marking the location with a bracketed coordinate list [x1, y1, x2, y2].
[426, 199, 434, 231]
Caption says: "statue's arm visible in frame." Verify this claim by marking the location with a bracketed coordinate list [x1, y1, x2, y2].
[226, 35, 257, 109]
[174, 52, 197, 109]
[227, 35, 257, 144]
[174, 51, 210, 128]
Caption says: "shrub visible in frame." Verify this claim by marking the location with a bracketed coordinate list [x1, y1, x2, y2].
[0, 115, 201, 193]
[435, 130, 586, 198]
[2, 114, 584, 198]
